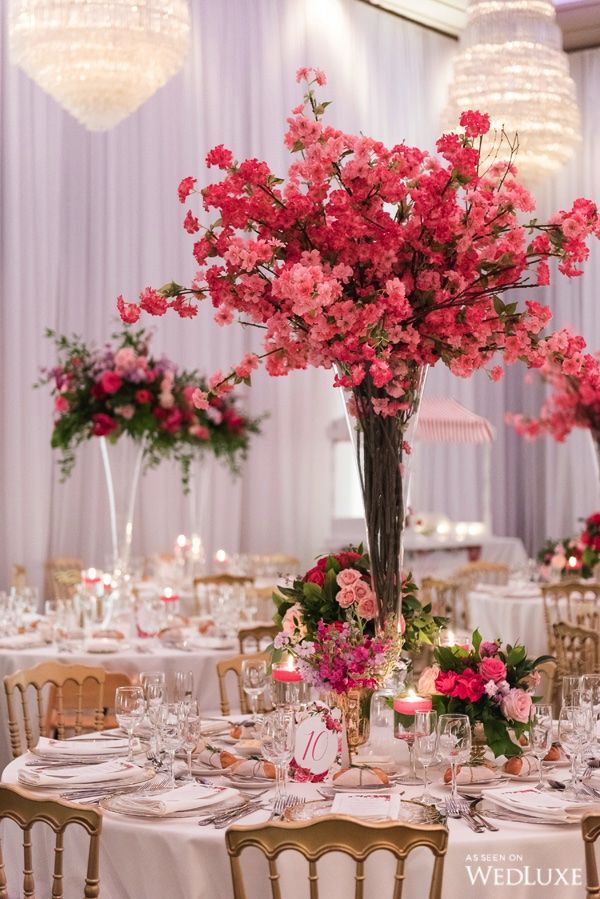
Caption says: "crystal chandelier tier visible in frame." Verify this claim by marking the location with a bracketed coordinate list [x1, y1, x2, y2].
[8, 1, 191, 131]
[443, 0, 581, 182]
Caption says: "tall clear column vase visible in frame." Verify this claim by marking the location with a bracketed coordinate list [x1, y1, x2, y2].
[186, 457, 207, 578]
[338, 364, 428, 625]
[98, 436, 146, 579]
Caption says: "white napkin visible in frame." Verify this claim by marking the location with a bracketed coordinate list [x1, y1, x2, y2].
[120, 782, 234, 816]
[19, 759, 143, 788]
[84, 638, 123, 653]
[482, 785, 595, 822]
[331, 792, 401, 819]
[33, 736, 130, 758]
[0, 633, 45, 649]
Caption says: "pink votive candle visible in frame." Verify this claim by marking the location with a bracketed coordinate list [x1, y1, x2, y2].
[393, 694, 433, 715]
[272, 667, 303, 683]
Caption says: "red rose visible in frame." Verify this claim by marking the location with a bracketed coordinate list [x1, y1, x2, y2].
[593, 536, 600, 552]
[99, 371, 122, 394]
[223, 408, 245, 433]
[336, 551, 361, 568]
[91, 413, 118, 437]
[316, 557, 329, 571]
[453, 669, 486, 702]
[161, 408, 183, 433]
[582, 531, 590, 546]
[304, 566, 325, 587]
[435, 670, 458, 695]
[135, 389, 152, 404]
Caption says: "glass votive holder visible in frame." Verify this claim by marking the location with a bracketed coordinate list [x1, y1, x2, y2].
[271, 665, 311, 709]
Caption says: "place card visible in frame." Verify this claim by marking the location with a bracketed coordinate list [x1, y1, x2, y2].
[331, 792, 401, 819]
[293, 706, 341, 776]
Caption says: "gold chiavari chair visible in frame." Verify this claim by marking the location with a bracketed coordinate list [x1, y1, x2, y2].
[238, 624, 279, 654]
[45, 557, 83, 603]
[4, 661, 107, 758]
[216, 652, 272, 716]
[0, 784, 102, 899]
[10, 564, 27, 591]
[454, 560, 510, 586]
[226, 816, 449, 899]
[542, 580, 600, 654]
[46, 670, 133, 736]
[420, 576, 464, 627]
[582, 812, 600, 899]
[193, 574, 254, 616]
[553, 622, 600, 682]
[535, 658, 558, 714]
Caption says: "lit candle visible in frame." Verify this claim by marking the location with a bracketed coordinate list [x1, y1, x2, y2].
[160, 587, 179, 603]
[83, 567, 101, 585]
[272, 654, 303, 683]
[568, 555, 579, 569]
[393, 689, 432, 715]
[176, 534, 188, 549]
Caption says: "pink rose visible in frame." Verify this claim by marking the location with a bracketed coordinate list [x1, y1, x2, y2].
[337, 586, 357, 608]
[525, 670, 541, 689]
[115, 404, 135, 420]
[54, 395, 69, 413]
[281, 603, 306, 639]
[417, 665, 440, 695]
[336, 568, 362, 588]
[357, 594, 376, 620]
[501, 688, 532, 723]
[99, 371, 122, 394]
[353, 580, 372, 602]
[478, 657, 507, 683]
[398, 614, 406, 635]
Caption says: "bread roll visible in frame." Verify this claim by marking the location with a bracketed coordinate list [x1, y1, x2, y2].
[332, 766, 389, 786]
[543, 743, 561, 762]
[230, 723, 258, 740]
[503, 755, 537, 776]
[443, 764, 497, 784]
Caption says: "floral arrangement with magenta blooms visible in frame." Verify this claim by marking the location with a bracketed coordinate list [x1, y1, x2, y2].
[416, 630, 551, 758]
[272, 547, 445, 694]
[537, 513, 600, 580]
[117, 67, 600, 628]
[37, 327, 262, 488]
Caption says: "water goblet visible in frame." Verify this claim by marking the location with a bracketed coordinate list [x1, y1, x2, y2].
[181, 701, 202, 782]
[530, 704, 553, 790]
[437, 714, 471, 802]
[241, 658, 268, 718]
[558, 703, 594, 792]
[157, 703, 185, 788]
[394, 714, 422, 786]
[174, 671, 194, 707]
[115, 686, 145, 762]
[562, 675, 582, 706]
[414, 710, 438, 802]
[261, 710, 296, 800]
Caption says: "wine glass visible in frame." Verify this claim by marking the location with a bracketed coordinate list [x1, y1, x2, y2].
[562, 675, 582, 706]
[115, 686, 145, 762]
[437, 714, 471, 802]
[581, 674, 600, 736]
[181, 701, 202, 782]
[393, 716, 422, 786]
[260, 710, 296, 800]
[174, 671, 194, 708]
[530, 703, 553, 790]
[558, 704, 594, 792]
[241, 658, 268, 718]
[414, 710, 438, 802]
[141, 674, 166, 761]
[157, 703, 185, 788]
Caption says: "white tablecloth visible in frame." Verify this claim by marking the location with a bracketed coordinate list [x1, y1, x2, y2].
[0, 753, 591, 899]
[0, 642, 230, 772]
[406, 535, 528, 582]
[467, 586, 548, 657]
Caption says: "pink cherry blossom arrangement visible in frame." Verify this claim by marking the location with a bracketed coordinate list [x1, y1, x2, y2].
[417, 630, 550, 758]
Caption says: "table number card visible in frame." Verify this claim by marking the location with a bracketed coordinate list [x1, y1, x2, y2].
[292, 706, 341, 776]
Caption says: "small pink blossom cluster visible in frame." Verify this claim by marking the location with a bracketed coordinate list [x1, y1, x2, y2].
[118, 69, 599, 416]
[508, 348, 600, 444]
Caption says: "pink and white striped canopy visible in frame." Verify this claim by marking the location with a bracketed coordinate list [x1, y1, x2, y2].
[416, 397, 495, 444]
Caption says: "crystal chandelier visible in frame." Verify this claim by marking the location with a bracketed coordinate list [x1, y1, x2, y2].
[443, 0, 581, 181]
[8, 1, 191, 131]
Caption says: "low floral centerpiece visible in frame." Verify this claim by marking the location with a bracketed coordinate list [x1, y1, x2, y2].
[537, 513, 600, 580]
[38, 327, 262, 485]
[416, 630, 550, 758]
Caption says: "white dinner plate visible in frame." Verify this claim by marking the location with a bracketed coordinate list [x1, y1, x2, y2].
[101, 785, 239, 818]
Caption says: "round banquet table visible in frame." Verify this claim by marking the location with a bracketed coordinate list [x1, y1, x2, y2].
[467, 584, 548, 658]
[0, 641, 231, 772]
[0, 753, 592, 899]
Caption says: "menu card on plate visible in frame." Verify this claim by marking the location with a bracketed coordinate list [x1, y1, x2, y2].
[331, 792, 401, 819]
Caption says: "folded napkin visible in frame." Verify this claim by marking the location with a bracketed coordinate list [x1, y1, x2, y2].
[0, 633, 45, 650]
[201, 719, 234, 737]
[119, 782, 233, 816]
[195, 742, 243, 769]
[482, 785, 596, 822]
[228, 759, 276, 780]
[19, 758, 142, 788]
[33, 736, 130, 758]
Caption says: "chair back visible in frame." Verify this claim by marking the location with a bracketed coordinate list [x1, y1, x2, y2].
[420, 577, 462, 626]
[45, 557, 83, 602]
[582, 812, 600, 899]
[534, 659, 558, 713]
[0, 783, 101, 899]
[238, 624, 279, 654]
[454, 561, 509, 586]
[226, 815, 448, 899]
[553, 621, 600, 680]
[10, 565, 27, 591]
[4, 661, 107, 757]
[542, 580, 600, 653]
[46, 670, 133, 736]
[216, 652, 271, 716]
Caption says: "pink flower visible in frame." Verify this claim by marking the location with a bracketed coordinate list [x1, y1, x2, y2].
[357, 594, 376, 620]
[501, 688, 533, 723]
[184, 210, 200, 234]
[281, 603, 306, 639]
[206, 145, 234, 170]
[435, 670, 458, 695]
[398, 614, 406, 635]
[54, 395, 69, 413]
[99, 371, 122, 394]
[337, 586, 357, 608]
[304, 566, 325, 587]
[91, 413, 118, 437]
[479, 641, 499, 658]
[139, 287, 168, 317]
[479, 657, 507, 682]
[459, 110, 491, 138]
[417, 665, 440, 695]
[135, 389, 152, 404]
[336, 568, 362, 588]
[192, 389, 209, 410]
[353, 581, 372, 602]
[117, 295, 140, 324]
[525, 670, 541, 689]
[115, 404, 135, 420]
[189, 424, 210, 440]
[452, 669, 486, 702]
[178, 176, 196, 204]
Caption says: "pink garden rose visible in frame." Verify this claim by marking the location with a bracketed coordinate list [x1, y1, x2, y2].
[115, 404, 135, 420]
[357, 594, 376, 620]
[336, 568, 362, 588]
[525, 669, 541, 689]
[99, 371, 122, 394]
[337, 586, 357, 608]
[353, 580, 372, 602]
[479, 641, 499, 658]
[281, 603, 306, 639]
[417, 665, 440, 695]
[478, 657, 507, 683]
[501, 688, 532, 723]
[54, 395, 69, 414]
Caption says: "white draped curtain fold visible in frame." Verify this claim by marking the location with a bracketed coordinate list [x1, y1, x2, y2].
[0, 0, 599, 590]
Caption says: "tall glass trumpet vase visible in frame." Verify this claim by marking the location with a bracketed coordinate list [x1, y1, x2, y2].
[99, 436, 146, 580]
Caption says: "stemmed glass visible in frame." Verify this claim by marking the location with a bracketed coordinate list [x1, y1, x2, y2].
[174, 671, 194, 708]
[115, 686, 146, 762]
[437, 714, 471, 802]
[241, 659, 268, 718]
[141, 674, 166, 762]
[562, 675, 582, 706]
[414, 710, 438, 803]
[181, 701, 202, 782]
[157, 703, 185, 788]
[394, 716, 421, 786]
[261, 710, 296, 800]
[558, 704, 594, 792]
[530, 703, 553, 790]
[580, 674, 600, 735]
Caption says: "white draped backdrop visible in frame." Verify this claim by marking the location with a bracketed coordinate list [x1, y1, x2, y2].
[0, 0, 599, 589]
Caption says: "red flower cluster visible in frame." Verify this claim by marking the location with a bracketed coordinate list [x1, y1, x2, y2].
[304, 550, 361, 587]
[435, 668, 486, 703]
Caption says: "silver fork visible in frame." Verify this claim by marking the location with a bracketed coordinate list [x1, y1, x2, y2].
[61, 773, 171, 803]
[445, 798, 485, 832]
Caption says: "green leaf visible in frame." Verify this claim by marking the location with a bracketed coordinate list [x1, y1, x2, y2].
[471, 629, 482, 653]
